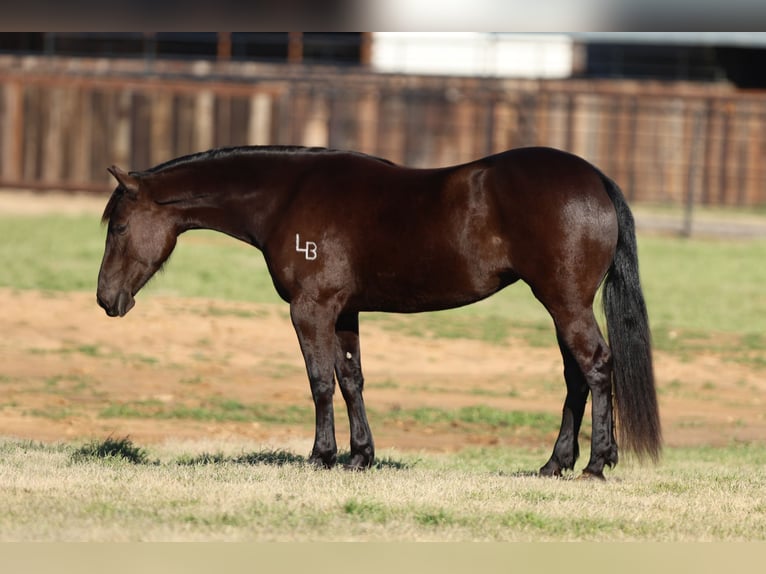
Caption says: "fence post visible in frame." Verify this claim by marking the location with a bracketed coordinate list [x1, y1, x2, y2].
[43, 87, 63, 185]
[151, 91, 173, 166]
[72, 87, 92, 183]
[682, 105, 707, 238]
[113, 90, 132, 171]
[1, 82, 24, 183]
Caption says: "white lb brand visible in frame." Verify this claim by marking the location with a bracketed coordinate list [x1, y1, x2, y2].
[295, 234, 317, 260]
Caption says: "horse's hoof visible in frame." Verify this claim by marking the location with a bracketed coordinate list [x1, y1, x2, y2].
[308, 454, 336, 469]
[539, 462, 562, 478]
[539, 469, 562, 478]
[343, 454, 373, 471]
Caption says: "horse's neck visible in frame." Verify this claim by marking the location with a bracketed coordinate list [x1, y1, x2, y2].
[166, 168, 288, 249]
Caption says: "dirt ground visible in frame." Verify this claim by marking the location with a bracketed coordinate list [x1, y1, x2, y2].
[1, 191, 765, 456]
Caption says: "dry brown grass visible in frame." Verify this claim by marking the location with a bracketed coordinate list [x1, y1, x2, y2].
[1, 438, 764, 541]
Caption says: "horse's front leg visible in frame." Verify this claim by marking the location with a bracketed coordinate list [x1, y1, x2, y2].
[290, 298, 339, 468]
[334, 312, 374, 470]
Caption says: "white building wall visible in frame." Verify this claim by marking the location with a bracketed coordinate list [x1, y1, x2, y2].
[371, 33, 575, 79]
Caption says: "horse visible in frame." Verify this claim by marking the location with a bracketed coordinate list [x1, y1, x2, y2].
[96, 145, 661, 479]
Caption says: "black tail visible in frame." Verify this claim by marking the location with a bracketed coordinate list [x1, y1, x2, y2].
[599, 174, 662, 463]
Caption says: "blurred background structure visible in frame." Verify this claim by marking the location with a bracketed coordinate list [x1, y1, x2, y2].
[1, 32, 765, 212]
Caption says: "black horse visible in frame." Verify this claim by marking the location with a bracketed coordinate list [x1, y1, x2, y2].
[97, 145, 661, 479]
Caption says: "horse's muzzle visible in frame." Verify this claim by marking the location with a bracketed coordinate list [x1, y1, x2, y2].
[97, 290, 135, 317]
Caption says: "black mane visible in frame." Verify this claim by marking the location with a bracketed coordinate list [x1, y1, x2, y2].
[140, 145, 395, 176]
[102, 146, 395, 223]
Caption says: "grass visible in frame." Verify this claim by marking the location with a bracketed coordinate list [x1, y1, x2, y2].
[96, 398, 556, 439]
[0, 438, 764, 541]
[378, 405, 558, 432]
[638, 235, 766, 335]
[99, 398, 313, 425]
[26, 340, 163, 368]
[0, 216, 283, 303]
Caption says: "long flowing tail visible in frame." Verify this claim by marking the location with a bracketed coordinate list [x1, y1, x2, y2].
[600, 173, 662, 462]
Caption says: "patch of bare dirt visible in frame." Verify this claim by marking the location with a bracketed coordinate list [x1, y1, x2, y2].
[1, 288, 764, 456]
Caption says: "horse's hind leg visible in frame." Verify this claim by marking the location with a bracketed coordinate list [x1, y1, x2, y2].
[539, 330, 590, 477]
[334, 312, 375, 469]
[550, 307, 618, 479]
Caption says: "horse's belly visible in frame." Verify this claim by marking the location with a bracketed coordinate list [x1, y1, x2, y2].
[353, 250, 516, 313]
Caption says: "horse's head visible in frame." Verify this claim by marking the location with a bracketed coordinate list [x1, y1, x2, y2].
[97, 166, 178, 317]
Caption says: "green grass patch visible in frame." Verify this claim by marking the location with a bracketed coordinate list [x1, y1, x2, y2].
[27, 342, 106, 358]
[97, 399, 555, 438]
[24, 341, 163, 368]
[0, 215, 105, 292]
[135, 229, 283, 303]
[43, 374, 94, 392]
[343, 499, 391, 524]
[414, 507, 456, 527]
[0, 215, 282, 302]
[638, 235, 766, 335]
[25, 406, 79, 421]
[374, 405, 558, 432]
[469, 387, 520, 398]
[368, 310, 554, 347]
[191, 304, 269, 319]
[99, 398, 313, 425]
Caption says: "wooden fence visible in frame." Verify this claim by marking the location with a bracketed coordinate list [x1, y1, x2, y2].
[1, 55, 765, 206]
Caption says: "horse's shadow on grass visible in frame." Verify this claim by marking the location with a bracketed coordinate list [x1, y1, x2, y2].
[176, 449, 412, 470]
[72, 438, 411, 469]
[178, 453, 566, 477]
[72, 437, 555, 475]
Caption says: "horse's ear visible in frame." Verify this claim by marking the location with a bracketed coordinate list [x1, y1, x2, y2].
[107, 165, 140, 196]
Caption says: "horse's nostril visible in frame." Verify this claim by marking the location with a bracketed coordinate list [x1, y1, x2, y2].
[97, 293, 119, 316]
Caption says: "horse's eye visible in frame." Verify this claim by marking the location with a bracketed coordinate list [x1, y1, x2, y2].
[111, 223, 128, 235]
